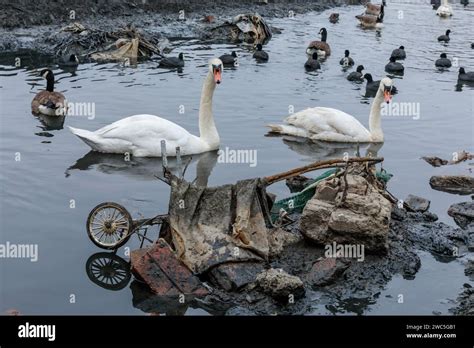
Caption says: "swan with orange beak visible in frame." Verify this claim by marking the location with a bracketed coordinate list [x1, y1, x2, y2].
[267, 77, 396, 143]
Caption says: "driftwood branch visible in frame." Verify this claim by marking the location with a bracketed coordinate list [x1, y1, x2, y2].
[262, 157, 383, 186]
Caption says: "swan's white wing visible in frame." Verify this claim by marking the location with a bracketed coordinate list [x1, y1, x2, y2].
[285, 107, 371, 141]
[94, 114, 201, 156]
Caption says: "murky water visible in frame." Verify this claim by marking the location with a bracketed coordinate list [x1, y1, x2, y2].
[1, 2, 473, 315]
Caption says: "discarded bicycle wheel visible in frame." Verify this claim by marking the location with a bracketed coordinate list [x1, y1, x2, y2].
[85, 252, 131, 291]
[87, 202, 133, 249]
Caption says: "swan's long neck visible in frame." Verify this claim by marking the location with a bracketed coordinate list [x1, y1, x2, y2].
[368, 88, 384, 142]
[198, 71, 219, 149]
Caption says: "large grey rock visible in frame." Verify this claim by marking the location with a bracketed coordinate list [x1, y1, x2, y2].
[405, 194, 430, 212]
[255, 268, 305, 302]
[448, 201, 474, 229]
[430, 175, 474, 195]
[300, 174, 392, 253]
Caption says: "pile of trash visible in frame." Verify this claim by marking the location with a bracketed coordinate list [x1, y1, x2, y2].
[131, 157, 396, 301]
[52, 22, 163, 62]
[209, 13, 272, 43]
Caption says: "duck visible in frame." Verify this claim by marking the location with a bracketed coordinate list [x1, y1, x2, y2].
[437, 29, 451, 42]
[306, 28, 331, 57]
[347, 65, 365, 81]
[69, 58, 224, 157]
[471, 43, 474, 49]
[458, 67, 474, 81]
[329, 13, 339, 23]
[59, 54, 79, 67]
[461, 0, 469, 7]
[365, 1, 386, 16]
[435, 53, 452, 67]
[356, 11, 384, 29]
[385, 57, 405, 74]
[253, 44, 269, 61]
[364, 73, 397, 97]
[339, 50, 355, 67]
[158, 53, 184, 68]
[31, 69, 67, 116]
[436, 0, 453, 17]
[390, 46, 406, 60]
[305, 52, 321, 71]
[267, 78, 396, 143]
[219, 51, 238, 66]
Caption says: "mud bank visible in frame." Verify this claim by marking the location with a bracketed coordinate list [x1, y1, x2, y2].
[0, 0, 362, 54]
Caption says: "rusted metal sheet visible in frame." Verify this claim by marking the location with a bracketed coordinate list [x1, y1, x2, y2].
[131, 239, 209, 297]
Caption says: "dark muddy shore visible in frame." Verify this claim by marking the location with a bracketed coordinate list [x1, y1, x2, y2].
[0, 0, 362, 54]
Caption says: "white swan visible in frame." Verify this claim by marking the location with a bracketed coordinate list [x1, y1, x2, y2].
[267, 77, 395, 143]
[436, 0, 453, 17]
[69, 58, 223, 157]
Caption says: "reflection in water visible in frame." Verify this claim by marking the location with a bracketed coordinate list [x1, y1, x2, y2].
[326, 296, 377, 316]
[34, 114, 65, 131]
[66, 150, 218, 185]
[130, 280, 233, 316]
[455, 80, 474, 92]
[281, 136, 384, 161]
[85, 252, 233, 315]
[85, 252, 131, 291]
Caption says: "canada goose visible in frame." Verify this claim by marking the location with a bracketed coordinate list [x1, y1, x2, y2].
[253, 44, 269, 61]
[390, 46, 406, 60]
[461, 0, 469, 6]
[347, 65, 365, 81]
[437, 29, 451, 42]
[158, 53, 184, 68]
[364, 73, 397, 97]
[356, 11, 384, 29]
[31, 69, 67, 116]
[305, 52, 321, 71]
[366, 1, 386, 16]
[385, 57, 404, 74]
[329, 13, 339, 23]
[471, 43, 474, 49]
[69, 58, 224, 157]
[59, 54, 79, 67]
[458, 67, 474, 81]
[219, 51, 238, 66]
[267, 78, 396, 143]
[339, 50, 354, 67]
[306, 28, 331, 57]
[435, 53, 451, 67]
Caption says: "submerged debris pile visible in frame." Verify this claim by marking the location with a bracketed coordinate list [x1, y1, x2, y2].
[51, 23, 163, 61]
[123, 157, 472, 315]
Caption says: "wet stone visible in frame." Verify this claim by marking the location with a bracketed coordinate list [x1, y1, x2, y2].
[305, 257, 351, 288]
[208, 262, 265, 291]
[405, 194, 430, 212]
[255, 268, 305, 302]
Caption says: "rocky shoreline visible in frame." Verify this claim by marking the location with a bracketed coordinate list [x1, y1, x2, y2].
[0, 0, 362, 54]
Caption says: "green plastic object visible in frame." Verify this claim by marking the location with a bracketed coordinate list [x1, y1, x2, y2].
[270, 168, 392, 222]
